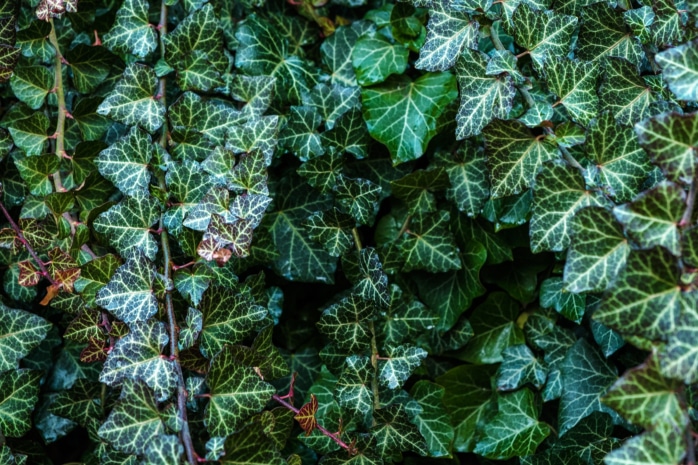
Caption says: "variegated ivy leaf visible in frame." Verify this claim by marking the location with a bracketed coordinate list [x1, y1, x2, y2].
[458, 292, 524, 364]
[484, 119, 560, 198]
[544, 59, 599, 126]
[415, 3, 478, 72]
[586, 112, 650, 202]
[7, 112, 49, 156]
[97, 64, 165, 134]
[235, 14, 318, 105]
[559, 339, 621, 435]
[334, 176, 381, 226]
[342, 248, 390, 308]
[399, 209, 461, 273]
[98, 380, 165, 455]
[95, 126, 153, 197]
[219, 416, 286, 464]
[0, 369, 42, 438]
[199, 286, 267, 358]
[280, 106, 324, 162]
[302, 83, 360, 131]
[510, 4, 577, 71]
[320, 108, 370, 160]
[226, 116, 280, 166]
[563, 207, 630, 293]
[599, 58, 656, 126]
[603, 352, 686, 429]
[320, 24, 365, 87]
[381, 284, 438, 346]
[205, 347, 276, 437]
[352, 35, 409, 86]
[604, 422, 685, 465]
[613, 182, 683, 256]
[64, 309, 102, 343]
[335, 355, 374, 426]
[169, 91, 244, 149]
[378, 344, 427, 389]
[95, 252, 157, 326]
[361, 72, 458, 164]
[184, 187, 232, 232]
[48, 379, 101, 427]
[66, 44, 118, 95]
[540, 277, 586, 323]
[144, 435, 184, 464]
[371, 403, 428, 460]
[530, 162, 606, 253]
[391, 168, 449, 215]
[656, 39, 698, 101]
[102, 0, 157, 58]
[435, 142, 489, 217]
[0, 303, 51, 372]
[100, 320, 177, 402]
[474, 388, 551, 459]
[73, 254, 120, 307]
[93, 195, 161, 261]
[229, 75, 276, 119]
[650, 0, 682, 47]
[577, 3, 644, 65]
[455, 48, 515, 140]
[635, 112, 698, 184]
[317, 294, 375, 352]
[409, 380, 454, 458]
[496, 344, 548, 391]
[163, 159, 212, 236]
[659, 297, 698, 384]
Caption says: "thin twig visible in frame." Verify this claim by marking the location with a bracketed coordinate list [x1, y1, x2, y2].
[351, 228, 362, 252]
[369, 321, 381, 413]
[0, 200, 57, 285]
[687, 426, 696, 465]
[272, 394, 353, 452]
[680, 174, 698, 227]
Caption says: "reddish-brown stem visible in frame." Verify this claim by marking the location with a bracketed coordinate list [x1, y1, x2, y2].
[172, 261, 196, 271]
[516, 50, 530, 59]
[0, 201, 57, 286]
[272, 394, 354, 452]
[687, 426, 696, 465]
[680, 175, 697, 227]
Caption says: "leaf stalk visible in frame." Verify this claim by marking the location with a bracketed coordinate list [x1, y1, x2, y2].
[47, 18, 67, 192]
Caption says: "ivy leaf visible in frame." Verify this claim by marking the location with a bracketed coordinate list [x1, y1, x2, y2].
[295, 394, 319, 435]
[143, 435, 183, 465]
[64, 310, 102, 343]
[586, 113, 650, 202]
[635, 112, 698, 184]
[199, 286, 267, 359]
[455, 48, 515, 140]
[73, 254, 120, 307]
[7, 112, 49, 156]
[656, 39, 698, 101]
[344, 248, 389, 308]
[545, 59, 599, 126]
[436, 364, 497, 452]
[97, 64, 165, 133]
[577, 4, 644, 65]
[66, 44, 118, 94]
[0, 369, 42, 438]
[229, 75, 276, 119]
[335, 355, 374, 426]
[100, 320, 177, 402]
[436, 142, 489, 217]
[540, 277, 586, 323]
[304, 208, 355, 258]
[400, 210, 461, 273]
[613, 182, 684, 256]
[381, 284, 438, 346]
[603, 352, 686, 429]
[458, 292, 524, 364]
[320, 108, 370, 159]
[415, 4, 477, 72]
[599, 58, 655, 126]
[9, 65, 53, 110]
[321, 24, 363, 87]
[169, 92, 244, 150]
[604, 423, 685, 465]
[280, 106, 325, 162]
[496, 344, 548, 391]
[334, 176, 381, 225]
[14, 154, 61, 197]
[98, 380, 165, 455]
[317, 294, 374, 352]
[391, 168, 449, 215]
[563, 207, 630, 293]
[378, 342, 426, 389]
[484, 119, 559, 198]
[95, 126, 153, 197]
[659, 301, 698, 384]
[302, 83, 360, 131]
[95, 252, 157, 326]
[361, 72, 458, 164]
[265, 175, 336, 283]
[511, 4, 577, 71]
[474, 388, 551, 459]
[371, 403, 428, 460]
[205, 347, 275, 437]
[352, 35, 408, 86]
[93, 195, 161, 261]
[409, 380, 454, 458]
[559, 339, 620, 435]
[103, 0, 157, 58]
[530, 162, 606, 253]
[414, 241, 487, 331]
[0, 303, 51, 372]
[226, 116, 280, 166]
[49, 379, 101, 427]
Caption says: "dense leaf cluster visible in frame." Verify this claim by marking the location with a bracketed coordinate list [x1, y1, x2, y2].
[0, 0, 697, 463]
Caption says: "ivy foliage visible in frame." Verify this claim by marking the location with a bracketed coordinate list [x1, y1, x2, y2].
[0, 0, 697, 463]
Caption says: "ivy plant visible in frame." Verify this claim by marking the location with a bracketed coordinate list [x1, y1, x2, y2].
[0, 0, 697, 463]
